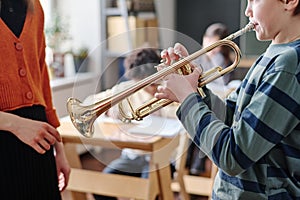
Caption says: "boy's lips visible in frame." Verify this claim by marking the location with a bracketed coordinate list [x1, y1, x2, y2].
[249, 21, 258, 31]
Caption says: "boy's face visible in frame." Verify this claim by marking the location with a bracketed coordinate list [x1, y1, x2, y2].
[245, 0, 288, 43]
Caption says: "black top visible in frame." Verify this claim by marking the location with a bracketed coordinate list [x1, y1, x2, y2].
[0, 0, 27, 37]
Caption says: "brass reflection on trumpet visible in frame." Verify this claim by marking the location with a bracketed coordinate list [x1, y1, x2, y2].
[66, 22, 255, 138]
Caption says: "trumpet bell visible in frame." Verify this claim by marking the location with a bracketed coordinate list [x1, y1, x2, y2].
[67, 97, 96, 138]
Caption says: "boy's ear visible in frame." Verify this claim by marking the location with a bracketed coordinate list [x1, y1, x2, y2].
[284, 0, 299, 12]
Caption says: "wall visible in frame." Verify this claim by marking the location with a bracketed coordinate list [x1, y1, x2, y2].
[176, 0, 240, 48]
[154, 0, 176, 48]
[175, 0, 270, 57]
[55, 0, 102, 74]
[44, 0, 103, 117]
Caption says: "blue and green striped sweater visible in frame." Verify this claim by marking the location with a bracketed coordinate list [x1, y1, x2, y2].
[177, 40, 300, 199]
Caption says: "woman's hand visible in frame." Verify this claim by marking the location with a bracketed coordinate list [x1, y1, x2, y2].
[54, 142, 71, 191]
[0, 112, 62, 154]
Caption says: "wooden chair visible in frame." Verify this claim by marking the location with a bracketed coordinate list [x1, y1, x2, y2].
[171, 134, 218, 200]
[172, 133, 190, 200]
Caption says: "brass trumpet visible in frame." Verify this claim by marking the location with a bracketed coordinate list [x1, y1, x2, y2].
[66, 22, 255, 138]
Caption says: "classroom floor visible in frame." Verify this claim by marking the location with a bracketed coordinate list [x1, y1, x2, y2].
[61, 148, 208, 200]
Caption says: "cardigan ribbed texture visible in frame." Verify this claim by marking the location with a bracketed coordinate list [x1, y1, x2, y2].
[177, 40, 300, 199]
[0, 0, 60, 128]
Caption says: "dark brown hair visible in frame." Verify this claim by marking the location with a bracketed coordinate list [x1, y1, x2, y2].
[124, 48, 160, 80]
[204, 23, 231, 63]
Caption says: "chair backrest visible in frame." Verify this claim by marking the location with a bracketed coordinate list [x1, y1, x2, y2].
[171, 133, 218, 200]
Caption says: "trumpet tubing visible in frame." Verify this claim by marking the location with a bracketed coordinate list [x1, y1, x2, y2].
[67, 22, 255, 138]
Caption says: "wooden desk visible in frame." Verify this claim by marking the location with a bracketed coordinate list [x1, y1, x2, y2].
[59, 119, 180, 200]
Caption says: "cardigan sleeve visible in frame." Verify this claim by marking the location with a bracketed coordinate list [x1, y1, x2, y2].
[41, 50, 60, 128]
[39, 34, 60, 128]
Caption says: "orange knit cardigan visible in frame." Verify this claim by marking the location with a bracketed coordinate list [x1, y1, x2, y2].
[0, 0, 60, 128]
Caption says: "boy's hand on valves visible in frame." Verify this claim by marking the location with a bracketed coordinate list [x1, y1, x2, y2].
[155, 67, 202, 103]
[160, 43, 189, 65]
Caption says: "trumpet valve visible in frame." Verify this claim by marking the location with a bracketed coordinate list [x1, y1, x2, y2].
[197, 87, 206, 98]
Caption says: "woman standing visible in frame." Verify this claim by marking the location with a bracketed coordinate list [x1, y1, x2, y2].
[0, 0, 70, 199]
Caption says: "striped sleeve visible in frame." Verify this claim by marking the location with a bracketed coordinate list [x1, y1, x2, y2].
[177, 48, 300, 176]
